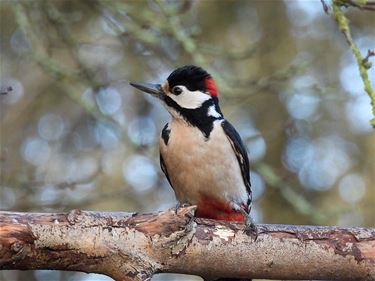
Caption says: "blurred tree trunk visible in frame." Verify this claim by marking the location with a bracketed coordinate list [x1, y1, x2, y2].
[1, 207, 374, 281]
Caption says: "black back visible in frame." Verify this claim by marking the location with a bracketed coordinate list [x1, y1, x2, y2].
[221, 120, 252, 206]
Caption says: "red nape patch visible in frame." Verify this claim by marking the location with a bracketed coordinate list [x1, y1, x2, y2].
[196, 196, 245, 222]
[205, 78, 218, 97]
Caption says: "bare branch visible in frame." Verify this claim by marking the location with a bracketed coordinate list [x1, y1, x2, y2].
[330, 0, 375, 127]
[321, 0, 330, 14]
[363, 49, 375, 65]
[1, 208, 374, 281]
[338, 0, 375, 11]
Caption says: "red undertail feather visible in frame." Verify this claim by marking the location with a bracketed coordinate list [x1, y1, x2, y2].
[205, 78, 218, 97]
[196, 196, 247, 222]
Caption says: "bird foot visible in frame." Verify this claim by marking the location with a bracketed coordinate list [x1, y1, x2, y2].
[232, 203, 259, 240]
[244, 220, 258, 241]
[174, 202, 191, 214]
[242, 212, 258, 240]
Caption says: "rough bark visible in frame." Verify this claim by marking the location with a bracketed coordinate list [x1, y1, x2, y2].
[0, 207, 374, 281]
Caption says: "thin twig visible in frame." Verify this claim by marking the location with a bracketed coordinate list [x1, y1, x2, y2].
[321, 0, 330, 14]
[331, 0, 375, 127]
[363, 49, 375, 64]
[339, 0, 375, 11]
[255, 163, 328, 224]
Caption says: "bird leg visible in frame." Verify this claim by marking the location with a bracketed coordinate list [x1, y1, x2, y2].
[241, 209, 258, 240]
[231, 202, 258, 240]
[174, 202, 191, 214]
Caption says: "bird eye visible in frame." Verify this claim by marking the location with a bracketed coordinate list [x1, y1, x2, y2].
[172, 86, 183, 95]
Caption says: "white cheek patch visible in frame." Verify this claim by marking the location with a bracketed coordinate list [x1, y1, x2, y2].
[168, 86, 211, 109]
[207, 105, 222, 118]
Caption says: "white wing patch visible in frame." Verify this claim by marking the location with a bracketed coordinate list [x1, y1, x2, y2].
[207, 105, 222, 118]
[167, 86, 211, 109]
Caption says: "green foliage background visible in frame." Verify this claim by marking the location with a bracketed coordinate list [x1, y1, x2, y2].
[0, 0, 374, 280]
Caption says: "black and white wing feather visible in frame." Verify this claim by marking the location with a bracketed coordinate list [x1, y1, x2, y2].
[221, 120, 252, 205]
[160, 153, 174, 190]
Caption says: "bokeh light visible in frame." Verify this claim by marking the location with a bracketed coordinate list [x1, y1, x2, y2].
[250, 170, 265, 201]
[127, 116, 157, 146]
[123, 155, 158, 193]
[10, 27, 31, 54]
[78, 42, 124, 68]
[0, 186, 16, 210]
[244, 128, 267, 162]
[33, 184, 61, 206]
[95, 87, 122, 116]
[345, 95, 374, 134]
[337, 210, 364, 227]
[34, 270, 61, 281]
[94, 121, 119, 149]
[283, 136, 314, 173]
[338, 173, 366, 204]
[0, 78, 24, 104]
[21, 137, 51, 167]
[38, 113, 65, 141]
[298, 136, 353, 190]
[286, 92, 320, 121]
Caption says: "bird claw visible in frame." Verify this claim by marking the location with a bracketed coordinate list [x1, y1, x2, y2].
[174, 202, 191, 214]
[244, 215, 258, 241]
[244, 221, 258, 241]
[235, 205, 258, 240]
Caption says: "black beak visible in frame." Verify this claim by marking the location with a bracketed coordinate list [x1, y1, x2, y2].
[129, 82, 164, 99]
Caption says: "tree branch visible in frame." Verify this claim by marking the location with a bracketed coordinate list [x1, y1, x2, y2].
[1, 207, 374, 281]
[337, 0, 375, 11]
[331, 0, 375, 127]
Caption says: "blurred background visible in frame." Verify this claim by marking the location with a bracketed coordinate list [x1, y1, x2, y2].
[0, 0, 374, 280]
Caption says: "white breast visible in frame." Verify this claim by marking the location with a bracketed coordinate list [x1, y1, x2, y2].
[160, 119, 249, 206]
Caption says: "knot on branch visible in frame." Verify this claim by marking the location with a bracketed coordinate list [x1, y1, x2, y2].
[0, 224, 36, 262]
[131, 206, 196, 237]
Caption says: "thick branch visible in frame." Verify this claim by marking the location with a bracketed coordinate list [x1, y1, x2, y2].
[1, 208, 374, 281]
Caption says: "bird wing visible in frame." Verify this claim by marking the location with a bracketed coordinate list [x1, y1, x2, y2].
[221, 120, 252, 205]
[160, 152, 174, 190]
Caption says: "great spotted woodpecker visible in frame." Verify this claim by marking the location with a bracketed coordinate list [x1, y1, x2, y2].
[130, 65, 256, 234]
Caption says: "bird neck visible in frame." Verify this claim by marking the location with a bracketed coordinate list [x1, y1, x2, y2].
[166, 97, 223, 139]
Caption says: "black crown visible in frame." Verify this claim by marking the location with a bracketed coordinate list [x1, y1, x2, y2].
[167, 65, 211, 92]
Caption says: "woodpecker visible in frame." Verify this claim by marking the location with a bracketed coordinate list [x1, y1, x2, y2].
[130, 65, 256, 233]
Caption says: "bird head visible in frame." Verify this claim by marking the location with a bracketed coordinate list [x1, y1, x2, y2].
[130, 65, 222, 120]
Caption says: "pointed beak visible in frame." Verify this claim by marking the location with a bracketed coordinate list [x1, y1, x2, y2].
[129, 82, 164, 99]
